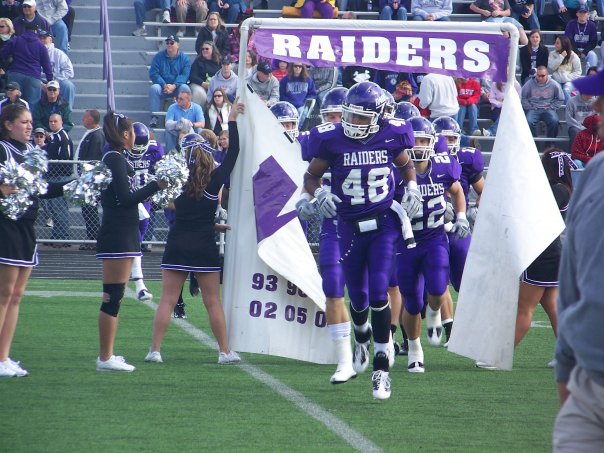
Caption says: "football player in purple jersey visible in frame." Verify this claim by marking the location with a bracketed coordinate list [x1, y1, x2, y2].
[432, 116, 485, 346]
[125, 122, 165, 301]
[270, 101, 300, 141]
[304, 81, 421, 400]
[396, 117, 468, 373]
[297, 87, 359, 385]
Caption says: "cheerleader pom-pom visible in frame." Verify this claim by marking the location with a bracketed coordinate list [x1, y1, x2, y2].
[150, 152, 189, 208]
[63, 161, 112, 207]
[22, 146, 49, 175]
[0, 159, 35, 220]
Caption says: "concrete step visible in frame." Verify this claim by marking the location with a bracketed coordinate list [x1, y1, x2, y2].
[70, 48, 149, 65]
[72, 79, 150, 96]
[72, 34, 158, 51]
[74, 93, 150, 111]
[74, 63, 150, 80]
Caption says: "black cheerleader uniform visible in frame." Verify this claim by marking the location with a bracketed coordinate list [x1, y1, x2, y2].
[0, 139, 64, 266]
[162, 121, 239, 272]
[96, 149, 160, 259]
[522, 183, 571, 287]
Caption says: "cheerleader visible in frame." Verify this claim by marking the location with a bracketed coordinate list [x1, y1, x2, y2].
[95, 112, 167, 372]
[146, 98, 244, 365]
[0, 104, 65, 377]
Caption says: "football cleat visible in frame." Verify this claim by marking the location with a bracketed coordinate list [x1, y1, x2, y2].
[427, 327, 443, 347]
[407, 361, 425, 373]
[352, 341, 370, 374]
[372, 370, 391, 400]
[330, 364, 357, 384]
[398, 339, 409, 356]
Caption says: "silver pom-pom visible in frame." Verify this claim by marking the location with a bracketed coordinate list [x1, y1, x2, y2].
[63, 161, 112, 207]
[0, 159, 37, 220]
[150, 152, 189, 208]
[22, 146, 49, 175]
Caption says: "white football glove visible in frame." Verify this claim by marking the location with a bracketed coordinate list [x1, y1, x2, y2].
[295, 197, 317, 221]
[451, 212, 470, 239]
[443, 201, 455, 224]
[467, 206, 479, 225]
[314, 187, 341, 218]
[401, 181, 422, 218]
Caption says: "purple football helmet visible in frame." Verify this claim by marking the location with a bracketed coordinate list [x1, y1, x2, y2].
[131, 122, 150, 155]
[432, 116, 462, 155]
[394, 102, 420, 121]
[270, 101, 299, 139]
[342, 81, 388, 139]
[320, 87, 348, 123]
[409, 116, 435, 162]
[382, 89, 395, 119]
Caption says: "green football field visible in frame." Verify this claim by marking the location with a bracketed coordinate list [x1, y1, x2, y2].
[3, 278, 559, 452]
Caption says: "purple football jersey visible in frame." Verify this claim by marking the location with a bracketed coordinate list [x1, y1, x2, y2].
[126, 140, 165, 190]
[310, 119, 414, 220]
[299, 131, 313, 162]
[403, 154, 461, 243]
[434, 134, 448, 154]
[455, 146, 484, 206]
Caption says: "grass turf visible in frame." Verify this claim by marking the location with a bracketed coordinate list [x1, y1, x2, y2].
[2, 279, 559, 452]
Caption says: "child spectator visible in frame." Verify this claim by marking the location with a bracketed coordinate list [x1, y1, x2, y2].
[455, 77, 481, 136]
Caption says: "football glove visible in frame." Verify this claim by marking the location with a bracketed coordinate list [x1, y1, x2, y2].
[443, 202, 455, 224]
[295, 197, 317, 221]
[314, 187, 341, 218]
[452, 212, 470, 239]
[402, 182, 422, 218]
[467, 206, 478, 225]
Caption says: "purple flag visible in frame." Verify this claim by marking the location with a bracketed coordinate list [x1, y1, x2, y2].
[254, 28, 510, 82]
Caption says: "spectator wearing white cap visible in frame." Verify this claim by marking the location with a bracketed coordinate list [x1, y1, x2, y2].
[13, 0, 51, 36]
[32, 78, 73, 132]
[33, 0, 69, 54]
[0, 81, 29, 111]
[38, 28, 75, 108]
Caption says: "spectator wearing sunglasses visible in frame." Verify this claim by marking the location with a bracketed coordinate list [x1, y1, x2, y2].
[32, 79, 73, 132]
[0, 81, 29, 111]
[38, 29, 75, 109]
[13, 0, 51, 35]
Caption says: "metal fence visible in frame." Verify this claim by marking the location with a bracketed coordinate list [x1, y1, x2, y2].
[37, 160, 322, 251]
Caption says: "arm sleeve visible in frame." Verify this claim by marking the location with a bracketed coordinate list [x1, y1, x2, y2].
[149, 54, 165, 86]
[104, 152, 160, 207]
[62, 106, 74, 132]
[39, 181, 65, 199]
[411, 0, 428, 17]
[175, 54, 192, 86]
[433, 0, 452, 18]
[189, 60, 204, 86]
[206, 121, 240, 194]
[40, 43, 54, 82]
[548, 51, 562, 72]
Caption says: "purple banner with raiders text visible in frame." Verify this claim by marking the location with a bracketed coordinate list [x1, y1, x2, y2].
[254, 28, 510, 82]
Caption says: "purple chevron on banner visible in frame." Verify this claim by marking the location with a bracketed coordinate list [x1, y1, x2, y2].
[253, 155, 298, 243]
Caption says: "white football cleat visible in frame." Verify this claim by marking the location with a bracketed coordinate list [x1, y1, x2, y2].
[407, 361, 425, 373]
[352, 342, 370, 374]
[426, 326, 443, 346]
[144, 351, 163, 363]
[372, 370, 391, 400]
[96, 355, 135, 372]
[330, 364, 357, 384]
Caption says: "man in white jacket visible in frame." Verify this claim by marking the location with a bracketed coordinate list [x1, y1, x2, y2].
[417, 73, 459, 119]
[39, 29, 75, 108]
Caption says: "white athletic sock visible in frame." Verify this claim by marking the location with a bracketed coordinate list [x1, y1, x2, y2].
[374, 342, 388, 355]
[426, 305, 442, 328]
[329, 322, 352, 366]
[131, 255, 143, 280]
[408, 338, 424, 364]
[134, 278, 146, 293]
[329, 322, 351, 342]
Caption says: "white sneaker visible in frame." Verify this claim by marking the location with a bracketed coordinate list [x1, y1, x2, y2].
[175, 30, 184, 38]
[145, 351, 163, 363]
[96, 355, 136, 372]
[162, 10, 171, 23]
[427, 326, 442, 346]
[132, 26, 147, 37]
[0, 360, 16, 377]
[407, 361, 425, 373]
[472, 129, 482, 136]
[352, 341, 369, 374]
[218, 350, 241, 364]
[372, 370, 391, 400]
[547, 359, 557, 368]
[7, 358, 28, 377]
[137, 289, 153, 301]
[475, 361, 497, 370]
[330, 363, 356, 384]
[482, 128, 492, 137]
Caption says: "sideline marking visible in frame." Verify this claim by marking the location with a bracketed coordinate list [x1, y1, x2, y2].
[25, 288, 383, 453]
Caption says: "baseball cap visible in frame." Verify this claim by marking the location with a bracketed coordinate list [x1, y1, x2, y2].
[38, 29, 52, 38]
[165, 35, 179, 43]
[47, 80, 60, 89]
[573, 68, 604, 95]
[221, 55, 233, 65]
[6, 81, 20, 91]
[22, 0, 36, 6]
[33, 128, 46, 135]
[577, 5, 589, 12]
[257, 61, 272, 75]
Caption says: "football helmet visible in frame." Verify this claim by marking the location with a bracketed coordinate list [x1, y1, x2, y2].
[432, 116, 461, 155]
[319, 87, 348, 123]
[382, 89, 396, 119]
[341, 81, 387, 139]
[408, 116, 435, 162]
[394, 102, 420, 121]
[270, 101, 299, 139]
[131, 122, 150, 156]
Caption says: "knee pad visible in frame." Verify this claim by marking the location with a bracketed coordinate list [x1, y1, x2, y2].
[100, 283, 125, 317]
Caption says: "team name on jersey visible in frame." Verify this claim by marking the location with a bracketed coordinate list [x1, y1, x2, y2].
[342, 150, 389, 167]
[130, 159, 152, 170]
[419, 183, 445, 197]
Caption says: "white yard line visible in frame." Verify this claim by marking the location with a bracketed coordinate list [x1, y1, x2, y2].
[25, 288, 384, 453]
